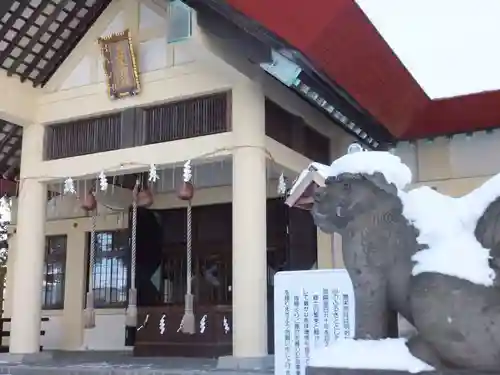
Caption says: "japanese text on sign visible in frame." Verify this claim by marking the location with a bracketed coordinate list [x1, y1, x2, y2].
[274, 270, 355, 375]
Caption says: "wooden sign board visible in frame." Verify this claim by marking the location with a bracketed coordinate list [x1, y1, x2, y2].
[98, 29, 140, 99]
[285, 164, 327, 210]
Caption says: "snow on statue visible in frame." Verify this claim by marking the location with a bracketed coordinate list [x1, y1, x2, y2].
[287, 144, 500, 372]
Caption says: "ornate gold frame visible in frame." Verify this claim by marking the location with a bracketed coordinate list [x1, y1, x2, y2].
[98, 29, 140, 99]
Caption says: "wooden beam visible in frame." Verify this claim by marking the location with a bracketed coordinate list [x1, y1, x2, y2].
[21, 0, 81, 82]
[1, 2, 49, 77]
[0, 124, 19, 152]
[12, 0, 72, 82]
[0, 135, 21, 175]
[36, 0, 113, 87]
[0, 1, 30, 48]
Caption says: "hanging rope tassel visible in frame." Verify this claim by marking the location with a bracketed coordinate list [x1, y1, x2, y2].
[126, 181, 139, 328]
[181, 199, 195, 334]
[84, 209, 97, 329]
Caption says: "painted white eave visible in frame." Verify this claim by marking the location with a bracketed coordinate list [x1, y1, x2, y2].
[0, 71, 39, 126]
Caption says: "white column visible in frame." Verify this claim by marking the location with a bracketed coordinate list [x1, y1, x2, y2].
[10, 122, 46, 354]
[232, 80, 268, 357]
[9, 179, 46, 353]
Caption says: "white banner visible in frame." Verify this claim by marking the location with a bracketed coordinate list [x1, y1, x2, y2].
[274, 269, 355, 375]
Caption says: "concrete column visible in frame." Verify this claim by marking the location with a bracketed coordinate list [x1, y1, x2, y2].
[61, 230, 86, 349]
[231, 80, 268, 358]
[9, 179, 47, 354]
[4, 232, 16, 317]
[9, 122, 46, 355]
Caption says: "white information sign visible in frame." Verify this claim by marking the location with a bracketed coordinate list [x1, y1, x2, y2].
[274, 269, 355, 375]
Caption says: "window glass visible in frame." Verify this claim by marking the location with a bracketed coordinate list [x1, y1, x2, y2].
[167, 0, 192, 43]
[88, 230, 129, 307]
[42, 235, 67, 309]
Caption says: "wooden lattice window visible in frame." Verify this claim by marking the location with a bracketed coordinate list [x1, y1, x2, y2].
[87, 230, 129, 308]
[0, 120, 23, 180]
[0, 0, 112, 86]
[42, 235, 67, 310]
[143, 92, 230, 144]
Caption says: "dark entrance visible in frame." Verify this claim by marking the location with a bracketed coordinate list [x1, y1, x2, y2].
[133, 200, 317, 357]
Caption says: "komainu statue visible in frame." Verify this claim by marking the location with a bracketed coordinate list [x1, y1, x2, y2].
[287, 145, 500, 372]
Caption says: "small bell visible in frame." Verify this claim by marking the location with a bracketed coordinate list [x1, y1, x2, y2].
[177, 181, 194, 201]
[81, 190, 97, 212]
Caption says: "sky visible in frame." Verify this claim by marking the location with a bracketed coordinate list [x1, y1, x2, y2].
[355, 0, 500, 99]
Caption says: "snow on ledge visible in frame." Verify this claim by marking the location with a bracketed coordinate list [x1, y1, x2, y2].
[290, 151, 412, 196]
[309, 339, 434, 373]
[289, 162, 331, 195]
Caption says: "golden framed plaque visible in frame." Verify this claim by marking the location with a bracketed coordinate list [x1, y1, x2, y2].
[98, 29, 140, 99]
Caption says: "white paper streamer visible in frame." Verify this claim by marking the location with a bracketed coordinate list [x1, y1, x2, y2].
[199, 314, 208, 333]
[137, 313, 149, 331]
[63, 177, 76, 194]
[159, 314, 166, 335]
[277, 173, 287, 195]
[148, 164, 159, 182]
[183, 160, 192, 182]
[223, 316, 230, 334]
[99, 171, 108, 191]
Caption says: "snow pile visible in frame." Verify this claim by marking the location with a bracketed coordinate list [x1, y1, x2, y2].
[403, 184, 496, 286]
[290, 151, 412, 195]
[329, 151, 412, 191]
[309, 338, 434, 373]
[289, 162, 331, 195]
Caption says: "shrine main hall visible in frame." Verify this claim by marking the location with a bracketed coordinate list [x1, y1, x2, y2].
[0, 0, 499, 364]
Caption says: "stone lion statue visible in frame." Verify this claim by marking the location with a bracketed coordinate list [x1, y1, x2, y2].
[307, 151, 500, 371]
[312, 171, 419, 339]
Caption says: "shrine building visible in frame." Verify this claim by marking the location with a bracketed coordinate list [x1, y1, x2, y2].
[0, 0, 499, 363]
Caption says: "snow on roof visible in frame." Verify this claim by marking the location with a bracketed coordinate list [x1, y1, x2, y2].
[309, 338, 434, 373]
[355, 0, 500, 99]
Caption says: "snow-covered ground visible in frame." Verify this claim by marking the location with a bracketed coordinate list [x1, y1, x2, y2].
[310, 339, 434, 373]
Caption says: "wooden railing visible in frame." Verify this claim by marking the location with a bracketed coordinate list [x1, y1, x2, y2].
[265, 99, 330, 164]
[0, 316, 49, 352]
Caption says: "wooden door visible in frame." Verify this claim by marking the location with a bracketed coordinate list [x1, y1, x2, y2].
[134, 205, 233, 357]
[132, 207, 164, 352]
[135, 207, 164, 306]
